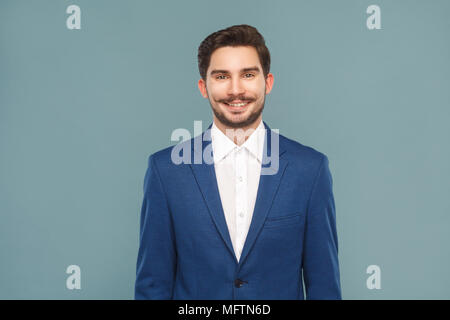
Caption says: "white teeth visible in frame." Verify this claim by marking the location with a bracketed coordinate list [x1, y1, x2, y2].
[227, 102, 248, 107]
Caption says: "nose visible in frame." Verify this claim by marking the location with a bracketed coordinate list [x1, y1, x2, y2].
[227, 76, 245, 97]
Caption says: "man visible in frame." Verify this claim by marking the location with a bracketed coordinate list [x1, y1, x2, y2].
[135, 24, 341, 300]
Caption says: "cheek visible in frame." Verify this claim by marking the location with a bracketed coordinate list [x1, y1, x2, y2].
[207, 85, 226, 101]
[249, 80, 266, 95]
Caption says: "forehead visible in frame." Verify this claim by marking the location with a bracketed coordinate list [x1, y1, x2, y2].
[208, 46, 261, 72]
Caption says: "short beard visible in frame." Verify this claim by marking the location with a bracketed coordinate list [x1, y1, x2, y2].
[212, 101, 264, 129]
[209, 85, 266, 129]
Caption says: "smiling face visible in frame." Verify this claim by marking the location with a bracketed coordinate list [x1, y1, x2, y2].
[198, 46, 274, 132]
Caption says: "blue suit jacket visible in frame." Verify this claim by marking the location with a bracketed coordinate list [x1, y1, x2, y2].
[135, 121, 341, 299]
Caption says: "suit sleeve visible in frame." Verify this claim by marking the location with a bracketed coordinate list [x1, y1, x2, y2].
[135, 154, 177, 299]
[302, 154, 342, 300]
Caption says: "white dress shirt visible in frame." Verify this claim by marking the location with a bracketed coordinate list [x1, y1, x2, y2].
[211, 119, 265, 262]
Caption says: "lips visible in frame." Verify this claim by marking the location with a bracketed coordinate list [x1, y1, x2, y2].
[223, 101, 251, 112]
[226, 100, 249, 106]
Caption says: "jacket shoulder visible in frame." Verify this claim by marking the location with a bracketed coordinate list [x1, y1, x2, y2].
[146, 136, 196, 169]
[279, 133, 328, 165]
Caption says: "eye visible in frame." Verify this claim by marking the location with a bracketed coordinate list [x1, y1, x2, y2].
[244, 73, 255, 78]
[216, 75, 228, 80]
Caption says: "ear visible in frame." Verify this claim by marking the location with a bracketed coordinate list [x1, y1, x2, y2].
[264, 73, 274, 95]
[198, 78, 208, 98]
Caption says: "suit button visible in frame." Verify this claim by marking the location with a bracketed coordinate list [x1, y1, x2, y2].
[234, 279, 246, 288]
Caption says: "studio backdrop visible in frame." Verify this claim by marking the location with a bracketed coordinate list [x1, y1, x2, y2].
[1, 0, 449, 299]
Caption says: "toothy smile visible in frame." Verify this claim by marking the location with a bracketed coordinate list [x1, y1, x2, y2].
[224, 101, 250, 107]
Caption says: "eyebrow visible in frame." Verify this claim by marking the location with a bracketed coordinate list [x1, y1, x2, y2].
[210, 67, 261, 76]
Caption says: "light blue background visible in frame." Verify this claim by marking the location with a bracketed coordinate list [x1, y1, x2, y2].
[1, 0, 449, 299]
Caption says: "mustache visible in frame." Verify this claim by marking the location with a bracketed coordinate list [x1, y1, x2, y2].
[221, 97, 254, 104]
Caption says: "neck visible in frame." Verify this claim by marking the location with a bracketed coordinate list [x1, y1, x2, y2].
[213, 116, 262, 146]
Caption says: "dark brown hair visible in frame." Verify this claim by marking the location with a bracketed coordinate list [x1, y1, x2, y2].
[197, 24, 271, 81]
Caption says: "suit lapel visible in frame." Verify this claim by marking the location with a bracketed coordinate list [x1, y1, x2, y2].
[189, 121, 288, 266]
[238, 122, 288, 266]
[189, 124, 238, 263]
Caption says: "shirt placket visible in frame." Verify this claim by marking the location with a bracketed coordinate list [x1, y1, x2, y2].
[235, 146, 248, 260]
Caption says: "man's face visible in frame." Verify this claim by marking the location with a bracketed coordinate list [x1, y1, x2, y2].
[198, 46, 274, 129]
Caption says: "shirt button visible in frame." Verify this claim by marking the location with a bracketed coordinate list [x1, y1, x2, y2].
[239, 212, 244, 218]
[238, 176, 243, 182]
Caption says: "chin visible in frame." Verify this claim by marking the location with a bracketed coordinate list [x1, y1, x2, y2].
[225, 112, 251, 123]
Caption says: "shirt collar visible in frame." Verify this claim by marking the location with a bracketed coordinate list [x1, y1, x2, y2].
[211, 120, 265, 163]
